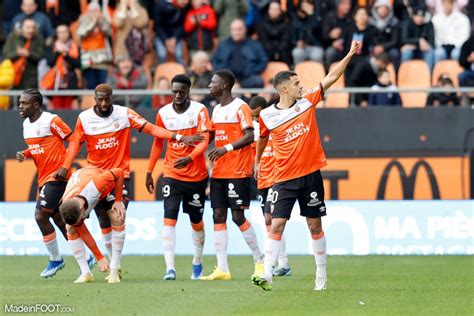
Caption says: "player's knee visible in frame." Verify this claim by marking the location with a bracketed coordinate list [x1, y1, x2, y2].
[264, 214, 272, 226]
[188, 213, 203, 225]
[213, 213, 226, 224]
[307, 220, 323, 235]
[231, 213, 245, 227]
[34, 209, 49, 224]
[97, 216, 111, 228]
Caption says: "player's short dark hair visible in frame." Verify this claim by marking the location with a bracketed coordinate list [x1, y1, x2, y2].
[214, 69, 235, 90]
[60, 200, 81, 225]
[273, 71, 297, 89]
[171, 74, 191, 87]
[249, 96, 268, 109]
[22, 88, 43, 106]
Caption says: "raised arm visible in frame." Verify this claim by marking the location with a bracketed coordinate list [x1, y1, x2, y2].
[321, 40, 360, 92]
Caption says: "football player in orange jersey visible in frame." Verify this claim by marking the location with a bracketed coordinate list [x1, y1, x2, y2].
[201, 70, 264, 281]
[249, 96, 291, 277]
[16, 89, 89, 278]
[146, 74, 210, 280]
[252, 40, 361, 291]
[60, 166, 126, 283]
[53, 84, 203, 272]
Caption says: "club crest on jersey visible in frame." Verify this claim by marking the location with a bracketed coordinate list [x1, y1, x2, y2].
[114, 120, 120, 129]
[189, 119, 195, 126]
[36, 129, 40, 136]
[294, 105, 300, 112]
[307, 191, 321, 207]
[228, 183, 239, 198]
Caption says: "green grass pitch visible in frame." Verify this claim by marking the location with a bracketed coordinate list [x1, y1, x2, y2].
[1, 256, 473, 315]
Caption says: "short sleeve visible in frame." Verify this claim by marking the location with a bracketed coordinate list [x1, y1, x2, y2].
[198, 107, 211, 133]
[50, 116, 72, 140]
[74, 118, 86, 143]
[128, 108, 148, 130]
[155, 112, 165, 128]
[259, 116, 269, 138]
[237, 104, 253, 131]
[301, 83, 324, 106]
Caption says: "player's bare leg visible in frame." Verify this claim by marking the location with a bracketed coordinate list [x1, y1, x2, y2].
[232, 209, 264, 275]
[35, 208, 65, 278]
[95, 208, 113, 258]
[306, 217, 326, 290]
[202, 208, 231, 280]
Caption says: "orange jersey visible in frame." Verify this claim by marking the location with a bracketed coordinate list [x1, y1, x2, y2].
[257, 136, 275, 189]
[149, 101, 210, 181]
[259, 84, 327, 183]
[62, 166, 123, 219]
[22, 112, 72, 187]
[211, 97, 254, 179]
[73, 105, 148, 178]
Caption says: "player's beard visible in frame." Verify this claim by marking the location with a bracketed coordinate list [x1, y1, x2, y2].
[94, 105, 113, 117]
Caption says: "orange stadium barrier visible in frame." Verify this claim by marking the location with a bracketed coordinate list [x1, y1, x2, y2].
[4, 157, 470, 202]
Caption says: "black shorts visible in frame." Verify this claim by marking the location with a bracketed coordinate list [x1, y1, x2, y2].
[36, 181, 67, 212]
[162, 177, 207, 220]
[271, 170, 327, 219]
[94, 179, 131, 213]
[210, 178, 251, 210]
[258, 187, 272, 215]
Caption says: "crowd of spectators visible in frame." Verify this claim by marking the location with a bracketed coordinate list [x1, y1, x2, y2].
[0, 0, 473, 110]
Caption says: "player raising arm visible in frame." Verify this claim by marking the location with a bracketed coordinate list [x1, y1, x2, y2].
[252, 40, 361, 291]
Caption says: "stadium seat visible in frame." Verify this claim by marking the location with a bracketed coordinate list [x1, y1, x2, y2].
[324, 62, 349, 108]
[153, 62, 186, 86]
[261, 62, 289, 85]
[294, 61, 326, 89]
[431, 60, 464, 87]
[80, 94, 95, 109]
[398, 60, 430, 107]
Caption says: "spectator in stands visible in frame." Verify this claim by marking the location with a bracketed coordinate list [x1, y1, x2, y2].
[184, 0, 217, 56]
[347, 52, 391, 106]
[368, 69, 402, 106]
[342, 6, 378, 58]
[77, 2, 113, 89]
[426, 0, 468, 15]
[458, 27, 474, 88]
[12, 0, 54, 42]
[400, 7, 435, 71]
[43, 24, 81, 110]
[432, 0, 470, 63]
[212, 19, 267, 88]
[322, 0, 353, 69]
[113, 0, 149, 66]
[107, 55, 148, 108]
[214, 0, 248, 41]
[153, 0, 188, 65]
[256, 1, 292, 66]
[3, 18, 44, 89]
[288, 0, 324, 64]
[187, 51, 215, 108]
[37, 0, 81, 27]
[3, 0, 22, 36]
[370, 0, 401, 69]
[342, 6, 378, 81]
[152, 77, 173, 109]
[426, 74, 460, 106]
